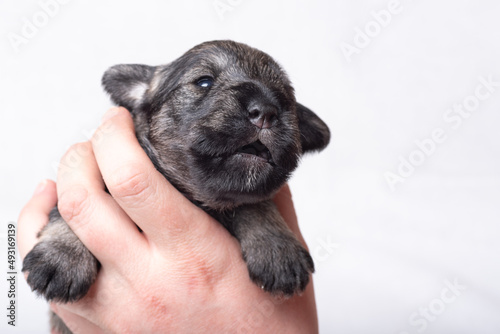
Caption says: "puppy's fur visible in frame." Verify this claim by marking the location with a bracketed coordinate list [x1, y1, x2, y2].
[23, 40, 330, 332]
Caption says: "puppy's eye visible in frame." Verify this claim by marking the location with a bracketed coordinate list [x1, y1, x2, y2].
[196, 76, 214, 88]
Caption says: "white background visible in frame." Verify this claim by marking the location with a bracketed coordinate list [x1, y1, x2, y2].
[1, 0, 500, 333]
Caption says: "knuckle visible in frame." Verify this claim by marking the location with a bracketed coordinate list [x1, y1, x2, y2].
[58, 187, 91, 229]
[108, 164, 152, 204]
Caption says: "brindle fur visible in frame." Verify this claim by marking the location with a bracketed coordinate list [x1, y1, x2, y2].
[23, 40, 330, 333]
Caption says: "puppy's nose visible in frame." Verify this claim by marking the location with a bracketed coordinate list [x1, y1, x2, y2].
[248, 104, 278, 129]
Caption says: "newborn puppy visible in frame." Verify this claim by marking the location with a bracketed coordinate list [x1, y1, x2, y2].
[23, 40, 330, 326]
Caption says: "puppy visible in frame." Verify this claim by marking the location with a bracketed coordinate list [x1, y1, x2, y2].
[23, 40, 330, 332]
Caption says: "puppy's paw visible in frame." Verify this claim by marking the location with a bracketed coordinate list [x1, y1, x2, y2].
[22, 239, 98, 303]
[243, 237, 314, 297]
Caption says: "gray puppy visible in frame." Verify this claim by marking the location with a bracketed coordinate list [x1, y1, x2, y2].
[23, 40, 330, 331]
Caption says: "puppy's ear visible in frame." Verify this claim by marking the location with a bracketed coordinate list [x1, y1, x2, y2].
[102, 64, 156, 111]
[296, 103, 330, 153]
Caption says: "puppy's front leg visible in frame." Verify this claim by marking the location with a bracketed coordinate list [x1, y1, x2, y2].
[22, 207, 99, 303]
[227, 200, 314, 296]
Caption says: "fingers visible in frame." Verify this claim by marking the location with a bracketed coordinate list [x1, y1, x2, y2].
[18, 180, 57, 260]
[56, 141, 147, 265]
[91, 107, 214, 247]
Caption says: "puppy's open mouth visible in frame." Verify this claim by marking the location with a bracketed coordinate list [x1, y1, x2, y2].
[236, 140, 273, 164]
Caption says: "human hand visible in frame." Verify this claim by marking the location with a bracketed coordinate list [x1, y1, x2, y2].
[18, 107, 318, 334]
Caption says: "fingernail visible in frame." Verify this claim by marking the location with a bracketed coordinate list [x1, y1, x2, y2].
[101, 107, 123, 123]
[33, 180, 48, 195]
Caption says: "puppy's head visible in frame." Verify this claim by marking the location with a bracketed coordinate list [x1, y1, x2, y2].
[102, 40, 330, 210]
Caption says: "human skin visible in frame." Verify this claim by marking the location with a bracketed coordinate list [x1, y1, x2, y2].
[18, 107, 318, 334]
